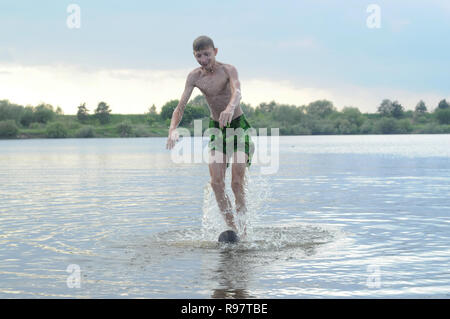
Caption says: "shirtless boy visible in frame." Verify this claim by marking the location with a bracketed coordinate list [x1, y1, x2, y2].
[166, 35, 255, 235]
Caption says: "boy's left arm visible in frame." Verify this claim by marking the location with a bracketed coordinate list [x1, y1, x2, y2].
[218, 65, 241, 128]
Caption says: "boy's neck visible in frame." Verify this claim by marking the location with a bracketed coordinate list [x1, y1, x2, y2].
[203, 61, 218, 73]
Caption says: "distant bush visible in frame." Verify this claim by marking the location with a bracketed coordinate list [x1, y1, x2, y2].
[46, 122, 68, 138]
[134, 125, 150, 137]
[435, 108, 450, 125]
[68, 122, 81, 130]
[292, 124, 312, 135]
[76, 126, 95, 138]
[416, 123, 450, 134]
[308, 119, 337, 134]
[334, 118, 358, 134]
[375, 118, 398, 134]
[34, 104, 56, 124]
[146, 113, 159, 126]
[19, 107, 34, 127]
[413, 113, 429, 125]
[0, 120, 19, 138]
[360, 120, 374, 134]
[29, 122, 44, 129]
[116, 120, 134, 137]
[397, 119, 414, 133]
[0, 100, 23, 122]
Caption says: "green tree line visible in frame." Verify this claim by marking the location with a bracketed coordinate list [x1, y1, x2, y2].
[1, 96, 449, 138]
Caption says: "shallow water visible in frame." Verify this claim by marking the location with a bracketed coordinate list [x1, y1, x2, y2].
[0, 135, 449, 298]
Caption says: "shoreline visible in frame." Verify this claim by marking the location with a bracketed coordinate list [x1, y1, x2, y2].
[2, 132, 450, 140]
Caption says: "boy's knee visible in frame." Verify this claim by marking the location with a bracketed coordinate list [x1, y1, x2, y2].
[211, 179, 225, 191]
[231, 180, 244, 192]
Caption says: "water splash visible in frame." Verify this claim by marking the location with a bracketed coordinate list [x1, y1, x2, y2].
[201, 170, 272, 242]
[150, 224, 338, 254]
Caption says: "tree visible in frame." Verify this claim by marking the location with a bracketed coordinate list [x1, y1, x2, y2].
[415, 100, 427, 114]
[438, 99, 449, 110]
[377, 99, 404, 118]
[160, 100, 179, 120]
[189, 95, 209, 109]
[77, 103, 90, 123]
[271, 104, 303, 125]
[257, 101, 277, 113]
[341, 107, 365, 127]
[146, 104, 159, 125]
[240, 102, 255, 117]
[306, 100, 336, 118]
[378, 99, 393, 116]
[391, 101, 404, 119]
[19, 106, 34, 127]
[0, 100, 25, 123]
[33, 103, 55, 123]
[435, 108, 450, 124]
[148, 104, 157, 115]
[0, 120, 19, 138]
[94, 101, 111, 125]
[182, 104, 208, 125]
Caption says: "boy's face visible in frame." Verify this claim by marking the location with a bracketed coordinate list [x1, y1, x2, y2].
[193, 46, 218, 69]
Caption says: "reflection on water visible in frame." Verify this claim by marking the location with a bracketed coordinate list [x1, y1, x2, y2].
[212, 250, 254, 299]
[0, 136, 449, 298]
[145, 222, 339, 299]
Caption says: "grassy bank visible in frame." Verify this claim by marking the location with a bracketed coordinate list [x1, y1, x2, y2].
[13, 114, 169, 139]
[1, 97, 450, 139]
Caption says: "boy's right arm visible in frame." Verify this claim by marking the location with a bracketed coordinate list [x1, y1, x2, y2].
[166, 72, 196, 150]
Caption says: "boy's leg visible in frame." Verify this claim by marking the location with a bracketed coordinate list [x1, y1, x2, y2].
[209, 149, 236, 230]
[231, 151, 248, 233]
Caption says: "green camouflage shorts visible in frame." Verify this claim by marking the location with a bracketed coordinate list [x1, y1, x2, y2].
[208, 114, 255, 168]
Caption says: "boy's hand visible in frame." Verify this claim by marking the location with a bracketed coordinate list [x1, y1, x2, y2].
[219, 109, 234, 129]
[166, 129, 180, 150]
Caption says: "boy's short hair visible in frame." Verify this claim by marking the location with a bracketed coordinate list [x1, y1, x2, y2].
[193, 35, 215, 51]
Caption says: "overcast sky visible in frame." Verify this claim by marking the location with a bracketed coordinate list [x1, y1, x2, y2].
[0, 0, 449, 114]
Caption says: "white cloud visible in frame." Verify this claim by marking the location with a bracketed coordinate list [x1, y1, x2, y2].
[0, 63, 446, 115]
[242, 78, 446, 112]
[0, 63, 191, 114]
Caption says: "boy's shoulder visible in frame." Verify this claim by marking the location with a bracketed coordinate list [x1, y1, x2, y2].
[218, 62, 238, 72]
[186, 63, 238, 85]
[186, 68, 202, 85]
[189, 67, 202, 76]
[189, 62, 237, 75]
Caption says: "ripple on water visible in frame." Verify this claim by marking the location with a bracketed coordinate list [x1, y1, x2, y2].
[147, 223, 341, 256]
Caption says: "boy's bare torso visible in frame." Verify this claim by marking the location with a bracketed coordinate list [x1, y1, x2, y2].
[190, 62, 243, 121]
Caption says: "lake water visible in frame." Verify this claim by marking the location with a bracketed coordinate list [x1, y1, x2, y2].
[0, 135, 449, 298]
